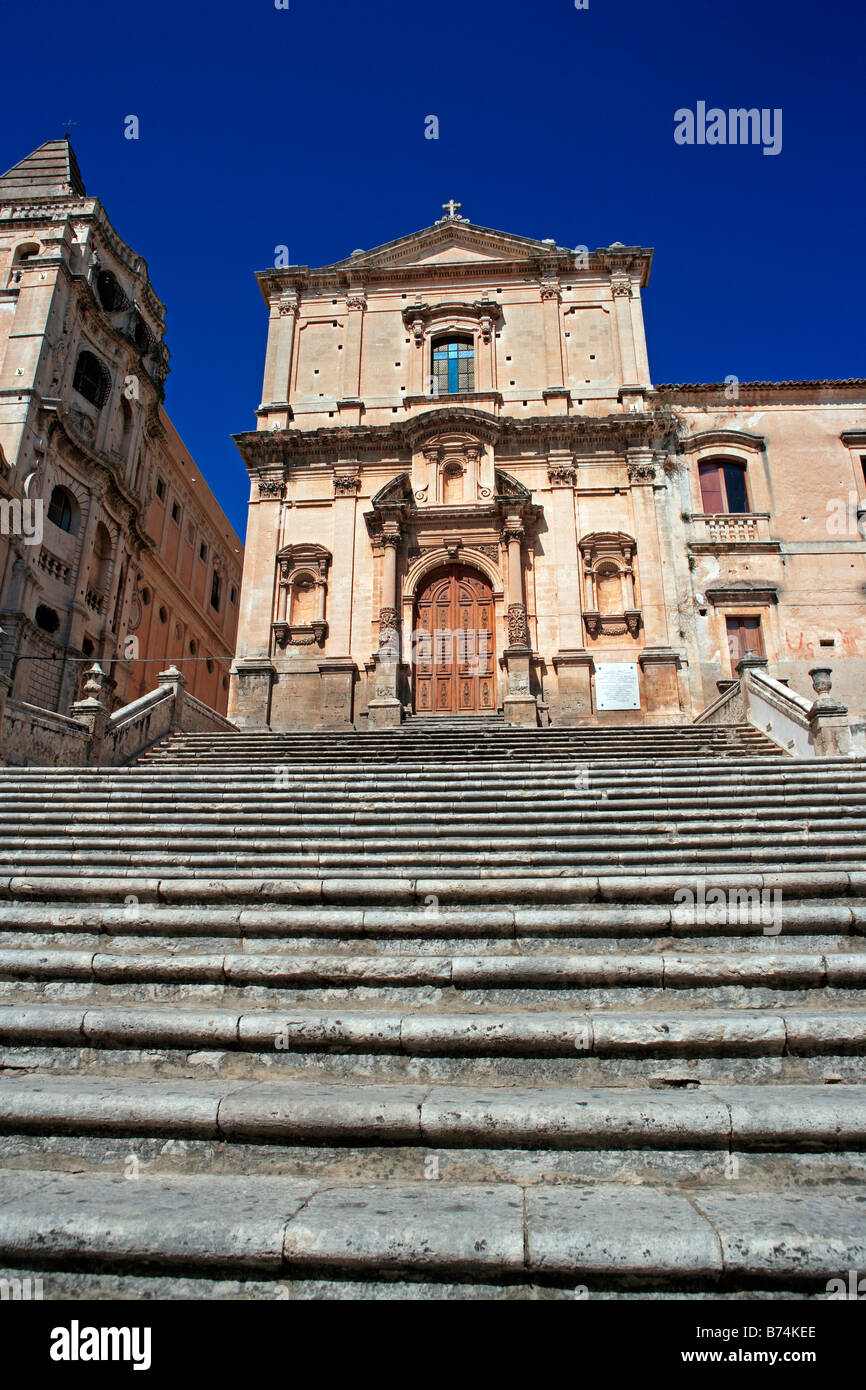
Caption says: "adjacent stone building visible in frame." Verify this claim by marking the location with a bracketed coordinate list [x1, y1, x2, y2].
[0, 139, 242, 715]
[228, 205, 866, 734]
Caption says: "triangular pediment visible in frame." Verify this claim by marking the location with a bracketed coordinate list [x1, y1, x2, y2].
[326, 221, 567, 274]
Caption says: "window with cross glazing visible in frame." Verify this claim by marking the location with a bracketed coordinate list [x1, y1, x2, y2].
[433, 337, 474, 395]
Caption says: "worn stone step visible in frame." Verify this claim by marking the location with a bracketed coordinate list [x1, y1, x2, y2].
[0, 897, 859, 939]
[1, 947, 863, 989]
[0, 1075, 864, 1150]
[1, 1001, 863, 1056]
[0, 1170, 863, 1287]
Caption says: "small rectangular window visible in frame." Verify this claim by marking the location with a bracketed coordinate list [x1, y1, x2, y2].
[230, 585, 238, 605]
[155, 477, 166, 500]
[170, 501, 180, 524]
[199, 541, 208, 562]
[860, 455, 866, 487]
[210, 571, 221, 611]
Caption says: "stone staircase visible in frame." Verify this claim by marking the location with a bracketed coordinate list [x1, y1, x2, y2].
[0, 721, 864, 1299]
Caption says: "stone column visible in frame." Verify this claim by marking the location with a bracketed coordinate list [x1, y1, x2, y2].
[501, 518, 537, 725]
[228, 475, 281, 729]
[313, 470, 359, 729]
[548, 457, 592, 723]
[337, 291, 366, 423]
[268, 294, 299, 406]
[259, 296, 282, 406]
[540, 281, 564, 389]
[367, 522, 402, 727]
[611, 273, 639, 386]
[328, 470, 360, 654]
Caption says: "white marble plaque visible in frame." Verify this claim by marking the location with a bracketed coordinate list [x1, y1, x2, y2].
[594, 662, 640, 711]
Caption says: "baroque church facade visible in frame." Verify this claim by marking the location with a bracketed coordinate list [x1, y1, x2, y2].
[230, 205, 866, 735]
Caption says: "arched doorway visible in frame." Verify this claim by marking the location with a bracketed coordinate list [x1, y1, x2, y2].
[413, 564, 495, 714]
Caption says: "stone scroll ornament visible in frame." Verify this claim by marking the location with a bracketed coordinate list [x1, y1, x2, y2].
[378, 607, 400, 647]
[507, 602, 529, 647]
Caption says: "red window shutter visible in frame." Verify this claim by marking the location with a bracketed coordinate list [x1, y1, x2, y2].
[699, 462, 725, 513]
[742, 617, 764, 656]
[726, 616, 744, 660]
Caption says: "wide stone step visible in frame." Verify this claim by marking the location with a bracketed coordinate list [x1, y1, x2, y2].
[1, 1001, 863, 1056]
[2, 947, 863, 990]
[2, 820, 859, 844]
[0, 1075, 863, 1149]
[0, 893, 860, 937]
[0, 1171, 863, 1288]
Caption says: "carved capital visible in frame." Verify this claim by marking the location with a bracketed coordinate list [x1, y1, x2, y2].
[611, 273, 631, 298]
[501, 526, 524, 547]
[333, 473, 361, 495]
[346, 293, 367, 312]
[627, 461, 656, 484]
[548, 462, 577, 486]
[278, 294, 299, 317]
[382, 524, 401, 549]
[539, 280, 561, 302]
[258, 476, 286, 499]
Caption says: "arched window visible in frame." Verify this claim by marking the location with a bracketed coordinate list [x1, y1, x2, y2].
[47, 485, 79, 535]
[95, 270, 126, 312]
[73, 351, 111, 409]
[8, 242, 39, 285]
[699, 458, 750, 514]
[432, 336, 474, 396]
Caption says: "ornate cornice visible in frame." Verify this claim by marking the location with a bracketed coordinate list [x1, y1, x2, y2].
[233, 407, 681, 475]
[253, 227, 653, 303]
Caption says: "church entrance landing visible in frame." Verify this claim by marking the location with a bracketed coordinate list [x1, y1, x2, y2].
[413, 565, 495, 715]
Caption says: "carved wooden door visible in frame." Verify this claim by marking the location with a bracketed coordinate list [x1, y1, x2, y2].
[414, 565, 495, 714]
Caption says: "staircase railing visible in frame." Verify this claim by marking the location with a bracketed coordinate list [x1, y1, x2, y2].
[0, 664, 236, 768]
[694, 654, 854, 756]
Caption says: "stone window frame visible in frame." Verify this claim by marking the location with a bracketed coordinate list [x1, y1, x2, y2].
[680, 430, 768, 518]
[402, 300, 501, 400]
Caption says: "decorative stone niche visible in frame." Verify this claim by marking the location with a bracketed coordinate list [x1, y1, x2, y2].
[579, 532, 642, 638]
[272, 543, 331, 650]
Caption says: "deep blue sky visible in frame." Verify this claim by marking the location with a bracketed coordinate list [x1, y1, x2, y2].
[3, 0, 864, 540]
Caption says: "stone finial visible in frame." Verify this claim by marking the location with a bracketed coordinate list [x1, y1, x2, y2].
[81, 662, 107, 701]
[807, 667, 851, 756]
[808, 667, 834, 698]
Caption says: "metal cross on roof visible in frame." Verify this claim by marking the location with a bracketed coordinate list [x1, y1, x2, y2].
[442, 199, 462, 219]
